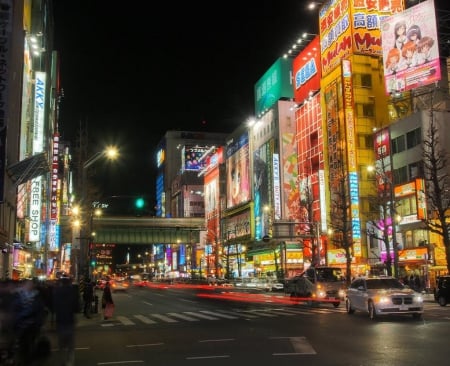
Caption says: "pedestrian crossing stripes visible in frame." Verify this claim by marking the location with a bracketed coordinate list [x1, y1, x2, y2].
[99, 306, 346, 327]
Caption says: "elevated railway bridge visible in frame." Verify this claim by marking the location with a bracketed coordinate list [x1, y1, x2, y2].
[91, 216, 206, 245]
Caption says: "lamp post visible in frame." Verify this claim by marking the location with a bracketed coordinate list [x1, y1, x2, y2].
[79, 146, 119, 280]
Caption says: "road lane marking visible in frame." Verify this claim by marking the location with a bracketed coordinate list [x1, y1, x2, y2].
[199, 310, 238, 319]
[270, 336, 317, 355]
[186, 355, 230, 360]
[126, 343, 164, 348]
[166, 312, 200, 321]
[116, 316, 135, 325]
[149, 313, 179, 322]
[134, 315, 157, 324]
[184, 311, 219, 320]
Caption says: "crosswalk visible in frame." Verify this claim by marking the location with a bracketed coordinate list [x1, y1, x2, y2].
[99, 306, 347, 327]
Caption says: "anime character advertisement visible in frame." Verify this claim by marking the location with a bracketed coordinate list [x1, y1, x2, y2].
[226, 133, 250, 209]
[380, 0, 441, 94]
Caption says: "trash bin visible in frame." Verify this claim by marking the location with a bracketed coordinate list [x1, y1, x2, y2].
[93, 295, 99, 314]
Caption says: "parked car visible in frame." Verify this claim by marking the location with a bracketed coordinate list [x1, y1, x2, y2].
[434, 275, 450, 306]
[346, 276, 424, 320]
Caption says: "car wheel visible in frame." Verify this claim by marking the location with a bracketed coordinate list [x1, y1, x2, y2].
[346, 298, 355, 314]
[412, 313, 422, 320]
[438, 295, 447, 307]
[332, 301, 340, 308]
[368, 300, 376, 320]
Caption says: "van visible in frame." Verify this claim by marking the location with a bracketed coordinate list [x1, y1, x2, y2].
[285, 266, 347, 307]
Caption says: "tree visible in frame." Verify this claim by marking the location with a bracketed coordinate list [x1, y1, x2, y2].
[421, 100, 450, 273]
[365, 155, 397, 278]
[328, 167, 354, 285]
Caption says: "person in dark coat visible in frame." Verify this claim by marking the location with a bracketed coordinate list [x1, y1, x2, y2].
[82, 277, 94, 318]
[52, 276, 79, 366]
[101, 281, 114, 320]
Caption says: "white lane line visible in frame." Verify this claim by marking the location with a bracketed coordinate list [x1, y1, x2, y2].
[219, 310, 260, 318]
[142, 301, 153, 306]
[199, 310, 238, 319]
[270, 336, 317, 355]
[198, 338, 235, 343]
[134, 315, 157, 324]
[243, 309, 278, 317]
[116, 316, 135, 325]
[183, 311, 219, 320]
[126, 342, 164, 348]
[166, 312, 200, 321]
[186, 355, 230, 360]
[149, 313, 178, 323]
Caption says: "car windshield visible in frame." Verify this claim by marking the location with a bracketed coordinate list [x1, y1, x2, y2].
[316, 268, 343, 282]
[366, 278, 404, 289]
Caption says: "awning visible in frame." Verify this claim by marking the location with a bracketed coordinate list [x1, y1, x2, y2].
[6, 152, 49, 187]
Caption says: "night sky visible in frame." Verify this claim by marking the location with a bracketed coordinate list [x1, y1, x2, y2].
[52, 0, 317, 198]
[52, 1, 449, 201]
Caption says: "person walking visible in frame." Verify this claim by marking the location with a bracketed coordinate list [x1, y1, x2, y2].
[52, 276, 79, 366]
[82, 277, 94, 318]
[101, 281, 114, 320]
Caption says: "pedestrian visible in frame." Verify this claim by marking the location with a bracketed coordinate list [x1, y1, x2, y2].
[101, 281, 114, 320]
[83, 277, 94, 318]
[52, 276, 79, 366]
[12, 278, 48, 365]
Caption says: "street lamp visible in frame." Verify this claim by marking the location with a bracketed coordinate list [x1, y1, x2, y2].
[79, 145, 119, 280]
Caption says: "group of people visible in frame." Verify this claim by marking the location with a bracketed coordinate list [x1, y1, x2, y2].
[0, 275, 115, 366]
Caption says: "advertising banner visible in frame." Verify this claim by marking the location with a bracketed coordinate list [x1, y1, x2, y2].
[381, 0, 441, 94]
[254, 58, 293, 116]
[226, 132, 250, 208]
[292, 36, 320, 103]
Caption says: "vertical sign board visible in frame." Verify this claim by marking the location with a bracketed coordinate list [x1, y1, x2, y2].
[29, 72, 46, 244]
[272, 154, 281, 221]
[380, 0, 441, 94]
[342, 60, 361, 256]
[0, 1, 12, 202]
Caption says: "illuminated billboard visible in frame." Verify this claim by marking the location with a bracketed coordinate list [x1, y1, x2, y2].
[182, 145, 208, 171]
[254, 58, 293, 116]
[292, 36, 321, 103]
[226, 132, 250, 208]
[381, 0, 441, 94]
[319, 0, 403, 77]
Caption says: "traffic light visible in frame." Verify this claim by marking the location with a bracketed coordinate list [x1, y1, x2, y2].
[90, 259, 96, 267]
[135, 197, 145, 209]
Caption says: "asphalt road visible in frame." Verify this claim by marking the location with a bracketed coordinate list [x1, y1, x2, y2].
[40, 284, 448, 366]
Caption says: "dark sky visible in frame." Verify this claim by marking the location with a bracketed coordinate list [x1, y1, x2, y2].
[52, 0, 317, 198]
[52, 1, 449, 201]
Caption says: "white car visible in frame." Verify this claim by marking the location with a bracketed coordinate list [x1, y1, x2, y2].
[346, 276, 424, 320]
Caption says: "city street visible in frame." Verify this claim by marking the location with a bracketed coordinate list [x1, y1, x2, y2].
[41, 284, 450, 366]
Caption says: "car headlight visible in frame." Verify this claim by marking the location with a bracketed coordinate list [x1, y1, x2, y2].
[415, 295, 423, 303]
[374, 296, 390, 304]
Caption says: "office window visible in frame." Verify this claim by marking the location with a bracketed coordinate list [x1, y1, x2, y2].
[356, 103, 375, 118]
[392, 135, 405, 154]
[409, 161, 423, 179]
[406, 128, 421, 149]
[393, 166, 407, 185]
[360, 134, 374, 149]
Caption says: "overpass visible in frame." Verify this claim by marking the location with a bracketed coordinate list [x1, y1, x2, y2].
[91, 216, 206, 244]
